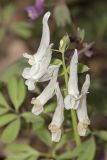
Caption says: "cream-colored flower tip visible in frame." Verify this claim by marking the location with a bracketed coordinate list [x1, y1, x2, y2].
[48, 124, 61, 142]
[31, 98, 43, 115]
[77, 119, 90, 136]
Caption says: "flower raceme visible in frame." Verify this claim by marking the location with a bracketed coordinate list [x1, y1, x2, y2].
[22, 11, 91, 141]
[22, 12, 53, 90]
[64, 49, 90, 136]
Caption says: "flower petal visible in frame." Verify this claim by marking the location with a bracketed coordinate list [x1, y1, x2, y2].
[31, 67, 59, 115]
[49, 83, 64, 142]
[34, 12, 51, 61]
[39, 65, 60, 82]
[81, 74, 90, 95]
[22, 67, 31, 79]
[76, 74, 90, 136]
[64, 95, 72, 110]
[33, 44, 53, 80]
[25, 79, 35, 91]
[68, 49, 79, 96]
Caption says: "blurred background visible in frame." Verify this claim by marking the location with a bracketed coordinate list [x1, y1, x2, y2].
[0, 0, 107, 160]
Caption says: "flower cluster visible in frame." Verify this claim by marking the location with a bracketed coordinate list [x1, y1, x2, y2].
[22, 12, 90, 142]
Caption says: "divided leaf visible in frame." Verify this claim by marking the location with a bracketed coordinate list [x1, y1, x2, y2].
[7, 77, 26, 110]
[1, 118, 21, 143]
[0, 113, 17, 127]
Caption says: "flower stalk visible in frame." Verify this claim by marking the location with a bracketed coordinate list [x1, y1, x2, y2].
[61, 50, 81, 146]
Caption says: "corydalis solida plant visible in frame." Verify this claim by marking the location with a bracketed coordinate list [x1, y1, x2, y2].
[22, 12, 91, 143]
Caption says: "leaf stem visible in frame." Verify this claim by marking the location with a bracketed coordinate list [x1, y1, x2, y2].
[61, 50, 81, 146]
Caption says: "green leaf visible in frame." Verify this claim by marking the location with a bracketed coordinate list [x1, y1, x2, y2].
[51, 59, 62, 65]
[54, 4, 71, 27]
[78, 63, 90, 73]
[44, 102, 56, 113]
[59, 34, 70, 53]
[33, 124, 52, 146]
[11, 21, 32, 38]
[58, 138, 96, 160]
[0, 108, 9, 115]
[0, 59, 27, 83]
[79, 138, 96, 160]
[7, 77, 26, 110]
[22, 112, 44, 126]
[94, 130, 107, 141]
[0, 92, 10, 108]
[54, 133, 73, 151]
[1, 118, 21, 143]
[0, 113, 17, 127]
[5, 143, 40, 160]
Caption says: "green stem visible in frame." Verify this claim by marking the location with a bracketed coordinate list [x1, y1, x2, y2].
[61, 51, 81, 146]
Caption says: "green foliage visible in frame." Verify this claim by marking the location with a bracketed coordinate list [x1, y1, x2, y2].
[11, 21, 32, 38]
[44, 102, 56, 113]
[7, 77, 26, 110]
[57, 137, 96, 160]
[78, 63, 90, 73]
[1, 118, 21, 143]
[0, 92, 10, 108]
[0, 113, 17, 127]
[94, 130, 107, 141]
[33, 123, 52, 146]
[22, 112, 44, 126]
[0, 59, 27, 83]
[5, 143, 40, 160]
[51, 59, 62, 66]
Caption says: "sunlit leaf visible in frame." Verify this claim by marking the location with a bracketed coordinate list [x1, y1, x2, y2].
[5, 143, 40, 160]
[22, 112, 44, 126]
[33, 124, 52, 146]
[0, 92, 10, 109]
[58, 138, 96, 160]
[1, 118, 21, 143]
[7, 77, 26, 110]
[0, 113, 17, 127]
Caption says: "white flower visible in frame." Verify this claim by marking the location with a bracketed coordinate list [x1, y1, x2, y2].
[22, 12, 53, 90]
[64, 49, 81, 110]
[48, 83, 64, 142]
[77, 74, 90, 136]
[64, 49, 90, 136]
[31, 66, 59, 115]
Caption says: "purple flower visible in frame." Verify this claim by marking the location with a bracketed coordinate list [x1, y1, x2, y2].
[25, 0, 44, 20]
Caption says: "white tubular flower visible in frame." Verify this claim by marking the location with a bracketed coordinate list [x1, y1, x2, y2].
[48, 83, 64, 142]
[23, 11, 51, 65]
[22, 12, 53, 90]
[31, 67, 59, 115]
[77, 74, 90, 136]
[64, 49, 80, 110]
